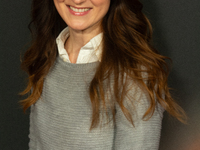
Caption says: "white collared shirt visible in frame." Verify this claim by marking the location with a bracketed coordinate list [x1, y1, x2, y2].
[56, 27, 103, 64]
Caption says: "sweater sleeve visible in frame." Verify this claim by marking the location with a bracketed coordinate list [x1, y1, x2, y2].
[113, 84, 165, 150]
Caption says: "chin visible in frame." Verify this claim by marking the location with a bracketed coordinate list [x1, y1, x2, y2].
[67, 21, 88, 31]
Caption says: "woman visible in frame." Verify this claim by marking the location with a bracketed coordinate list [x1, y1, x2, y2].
[20, 0, 187, 149]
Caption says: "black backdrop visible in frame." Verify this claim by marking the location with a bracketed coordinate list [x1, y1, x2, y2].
[0, 0, 200, 150]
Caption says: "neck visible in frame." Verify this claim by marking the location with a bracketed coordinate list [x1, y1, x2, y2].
[64, 23, 102, 63]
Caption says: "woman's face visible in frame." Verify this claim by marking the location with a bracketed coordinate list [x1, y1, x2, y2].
[54, 0, 110, 32]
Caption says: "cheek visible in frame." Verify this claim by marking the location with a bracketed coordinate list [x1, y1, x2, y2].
[93, 0, 110, 17]
[54, 0, 65, 6]
[91, 0, 110, 8]
[53, 0, 66, 21]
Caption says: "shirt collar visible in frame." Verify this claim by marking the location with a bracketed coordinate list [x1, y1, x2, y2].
[56, 26, 103, 62]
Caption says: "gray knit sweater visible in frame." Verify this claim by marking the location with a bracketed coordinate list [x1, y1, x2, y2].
[28, 56, 165, 150]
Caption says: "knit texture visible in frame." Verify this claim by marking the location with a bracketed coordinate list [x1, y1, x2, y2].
[28, 56, 165, 150]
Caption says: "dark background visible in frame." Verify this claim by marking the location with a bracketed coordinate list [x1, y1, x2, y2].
[0, 0, 200, 150]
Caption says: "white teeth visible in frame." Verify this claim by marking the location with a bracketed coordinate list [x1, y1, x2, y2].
[69, 6, 90, 12]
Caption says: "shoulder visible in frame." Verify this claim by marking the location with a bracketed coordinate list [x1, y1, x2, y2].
[121, 68, 165, 119]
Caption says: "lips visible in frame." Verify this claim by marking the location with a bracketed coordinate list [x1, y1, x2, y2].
[67, 5, 92, 16]
[69, 6, 91, 12]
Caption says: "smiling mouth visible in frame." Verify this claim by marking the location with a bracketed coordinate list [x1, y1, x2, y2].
[69, 6, 91, 13]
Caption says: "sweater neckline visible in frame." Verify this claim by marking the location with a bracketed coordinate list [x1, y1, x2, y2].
[56, 56, 100, 72]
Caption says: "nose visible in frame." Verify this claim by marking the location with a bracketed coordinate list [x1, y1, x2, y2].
[72, 0, 86, 5]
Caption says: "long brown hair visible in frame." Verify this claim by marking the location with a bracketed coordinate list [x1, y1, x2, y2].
[20, 0, 188, 131]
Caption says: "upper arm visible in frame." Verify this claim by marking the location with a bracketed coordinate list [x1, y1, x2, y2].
[113, 83, 165, 150]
